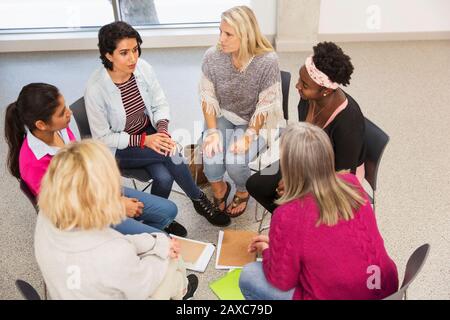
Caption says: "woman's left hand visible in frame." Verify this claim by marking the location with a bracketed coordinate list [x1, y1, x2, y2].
[229, 135, 251, 154]
[169, 238, 181, 259]
[121, 196, 143, 218]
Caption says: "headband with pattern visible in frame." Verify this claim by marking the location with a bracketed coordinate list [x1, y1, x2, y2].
[305, 55, 339, 90]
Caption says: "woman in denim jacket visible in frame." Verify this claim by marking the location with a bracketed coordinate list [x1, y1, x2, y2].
[85, 21, 230, 228]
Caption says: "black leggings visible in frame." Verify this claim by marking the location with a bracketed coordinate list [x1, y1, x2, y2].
[246, 161, 282, 214]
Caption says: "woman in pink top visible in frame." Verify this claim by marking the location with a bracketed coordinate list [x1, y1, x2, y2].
[239, 122, 398, 300]
[4, 83, 183, 237]
[5, 83, 74, 195]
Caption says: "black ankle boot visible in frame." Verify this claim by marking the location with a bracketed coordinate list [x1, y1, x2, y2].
[192, 192, 231, 227]
[164, 220, 187, 237]
[182, 274, 198, 300]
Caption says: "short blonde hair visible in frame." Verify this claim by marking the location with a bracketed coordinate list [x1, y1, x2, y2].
[220, 6, 273, 65]
[276, 123, 366, 226]
[38, 139, 125, 230]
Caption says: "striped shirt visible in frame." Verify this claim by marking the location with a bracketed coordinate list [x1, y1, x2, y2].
[116, 74, 170, 147]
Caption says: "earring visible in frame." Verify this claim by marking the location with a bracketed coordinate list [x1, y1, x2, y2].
[323, 94, 326, 96]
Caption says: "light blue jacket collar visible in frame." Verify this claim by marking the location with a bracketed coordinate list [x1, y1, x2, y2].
[100, 63, 147, 95]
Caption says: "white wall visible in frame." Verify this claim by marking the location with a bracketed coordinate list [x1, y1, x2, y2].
[319, 0, 450, 41]
[0, 0, 277, 53]
[251, 0, 277, 35]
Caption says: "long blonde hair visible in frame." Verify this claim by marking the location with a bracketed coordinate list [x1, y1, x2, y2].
[220, 6, 273, 66]
[38, 140, 125, 230]
[275, 123, 366, 226]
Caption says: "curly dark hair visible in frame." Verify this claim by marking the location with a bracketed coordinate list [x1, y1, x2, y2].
[98, 21, 142, 70]
[312, 42, 353, 86]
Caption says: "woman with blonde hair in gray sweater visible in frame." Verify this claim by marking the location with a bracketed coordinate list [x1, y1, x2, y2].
[200, 6, 284, 218]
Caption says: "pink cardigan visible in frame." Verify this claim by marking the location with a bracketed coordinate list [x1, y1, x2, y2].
[262, 173, 398, 300]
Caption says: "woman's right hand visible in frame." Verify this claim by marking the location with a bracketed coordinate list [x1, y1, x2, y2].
[144, 133, 176, 156]
[202, 131, 222, 158]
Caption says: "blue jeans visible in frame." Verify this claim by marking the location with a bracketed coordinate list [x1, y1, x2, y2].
[112, 186, 177, 235]
[202, 116, 265, 192]
[115, 133, 201, 200]
[239, 262, 295, 300]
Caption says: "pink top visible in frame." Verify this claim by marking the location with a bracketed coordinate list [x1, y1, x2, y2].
[262, 173, 398, 300]
[323, 99, 348, 129]
[19, 127, 76, 196]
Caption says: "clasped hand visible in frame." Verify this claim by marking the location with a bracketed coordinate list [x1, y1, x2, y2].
[121, 196, 144, 218]
[144, 133, 177, 156]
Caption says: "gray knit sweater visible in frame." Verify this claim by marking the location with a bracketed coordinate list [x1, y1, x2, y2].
[199, 46, 283, 130]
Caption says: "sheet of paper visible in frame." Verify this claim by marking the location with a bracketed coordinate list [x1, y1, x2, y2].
[170, 235, 215, 272]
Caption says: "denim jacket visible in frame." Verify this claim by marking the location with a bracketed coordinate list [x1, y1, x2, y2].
[84, 58, 171, 154]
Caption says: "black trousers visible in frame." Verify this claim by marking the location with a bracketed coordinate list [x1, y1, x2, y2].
[246, 161, 282, 214]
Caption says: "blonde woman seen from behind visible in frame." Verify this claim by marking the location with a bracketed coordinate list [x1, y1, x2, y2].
[239, 123, 398, 300]
[35, 140, 198, 300]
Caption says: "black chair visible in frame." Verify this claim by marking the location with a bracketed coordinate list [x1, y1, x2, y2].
[70, 97, 92, 139]
[19, 179, 38, 214]
[280, 70, 291, 122]
[71, 97, 158, 193]
[384, 244, 430, 300]
[364, 117, 390, 212]
[253, 71, 291, 232]
[16, 181, 49, 298]
[15, 279, 42, 300]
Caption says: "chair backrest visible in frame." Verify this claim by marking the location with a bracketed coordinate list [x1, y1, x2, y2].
[384, 243, 430, 300]
[364, 117, 389, 192]
[15, 279, 41, 300]
[280, 71, 291, 121]
[70, 97, 92, 138]
[19, 179, 38, 213]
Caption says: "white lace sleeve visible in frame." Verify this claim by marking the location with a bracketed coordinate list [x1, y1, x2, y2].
[199, 73, 221, 117]
[249, 81, 284, 130]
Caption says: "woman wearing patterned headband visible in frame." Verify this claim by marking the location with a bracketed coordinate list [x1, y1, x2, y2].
[200, 6, 284, 218]
[247, 42, 366, 214]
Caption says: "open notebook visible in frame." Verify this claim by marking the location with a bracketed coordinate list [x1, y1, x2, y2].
[215, 229, 258, 269]
[170, 235, 215, 273]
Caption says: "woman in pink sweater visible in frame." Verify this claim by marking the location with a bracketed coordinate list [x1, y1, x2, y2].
[239, 122, 398, 300]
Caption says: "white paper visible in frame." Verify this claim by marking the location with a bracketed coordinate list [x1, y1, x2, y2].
[215, 230, 246, 270]
[170, 235, 215, 273]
